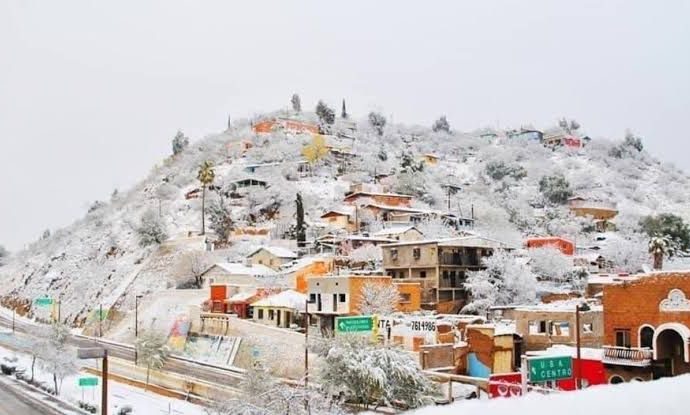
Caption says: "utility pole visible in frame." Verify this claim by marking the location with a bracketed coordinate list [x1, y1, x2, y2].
[102, 349, 108, 415]
[304, 298, 309, 411]
[575, 304, 582, 389]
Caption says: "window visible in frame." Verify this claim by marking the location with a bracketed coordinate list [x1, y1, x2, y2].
[268, 310, 275, 320]
[400, 293, 411, 303]
[258, 260, 263, 265]
[615, 329, 631, 348]
[413, 248, 421, 260]
[640, 326, 654, 349]
[308, 293, 316, 303]
[442, 271, 449, 279]
[528, 320, 547, 335]
[258, 309, 264, 319]
[549, 321, 570, 337]
[582, 323, 594, 334]
[399, 271, 405, 278]
[391, 249, 398, 261]
[420, 271, 427, 279]
[339, 294, 346, 303]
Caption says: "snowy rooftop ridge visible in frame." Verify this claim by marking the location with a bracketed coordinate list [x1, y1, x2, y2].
[251, 289, 307, 311]
[382, 235, 514, 249]
[213, 263, 276, 276]
[247, 246, 298, 259]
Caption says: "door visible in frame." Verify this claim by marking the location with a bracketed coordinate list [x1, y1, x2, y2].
[276, 310, 282, 327]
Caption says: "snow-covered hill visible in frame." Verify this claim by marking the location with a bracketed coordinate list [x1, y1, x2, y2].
[2, 108, 689, 324]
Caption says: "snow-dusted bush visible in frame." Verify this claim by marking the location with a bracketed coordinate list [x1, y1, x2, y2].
[350, 245, 383, 267]
[0, 245, 8, 266]
[136, 209, 167, 246]
[539, 174, 573, 204]
[415, 217, 455, 239]
[485, 161, 526, 181]
[207, 197, 233, 242]
[316, 100, 335, 125]
[463, 250, 537, 314]
[38, 322, 78, 395]
[320, 336, 436, 409]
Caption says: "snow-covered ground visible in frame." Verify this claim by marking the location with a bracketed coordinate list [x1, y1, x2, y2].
[0, 344, 207, 415]
[413, 375, 690, 415]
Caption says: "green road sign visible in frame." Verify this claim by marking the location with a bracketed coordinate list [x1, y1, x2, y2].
[528, 356, 573, 383]
[34, 297, 53, 307]
[78, 377, 99, 387]
[336, 316, 375, 333]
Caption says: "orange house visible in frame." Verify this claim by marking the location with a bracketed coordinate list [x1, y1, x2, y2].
[252, 118, 319, 135]
[292, 258, 335, 293]
[525, 236, 575, 256]
[343, 192, 413, 207]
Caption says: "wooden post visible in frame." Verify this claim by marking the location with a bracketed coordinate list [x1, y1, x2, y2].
[102, 350, 108, 415]
[575, 304, 582, 389]
[99, 304, 103, 338]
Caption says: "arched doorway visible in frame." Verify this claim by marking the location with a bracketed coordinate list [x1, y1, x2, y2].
[655, 328, 686, 378]
[640, 326, 654, 349]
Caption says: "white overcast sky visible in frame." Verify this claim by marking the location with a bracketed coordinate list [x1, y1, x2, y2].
[1, 1, 689, 250]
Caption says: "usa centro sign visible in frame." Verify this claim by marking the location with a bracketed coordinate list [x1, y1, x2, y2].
[528, 356, 573, 383]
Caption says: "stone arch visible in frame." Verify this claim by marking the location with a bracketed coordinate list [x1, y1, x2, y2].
[638, 324, 655, 349]
[652, 323, 690, 363]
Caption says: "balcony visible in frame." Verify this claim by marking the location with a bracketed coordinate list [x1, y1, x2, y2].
[602, 346, 652, 367]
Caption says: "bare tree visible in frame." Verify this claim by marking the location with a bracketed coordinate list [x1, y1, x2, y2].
[186, 251, 212, 288]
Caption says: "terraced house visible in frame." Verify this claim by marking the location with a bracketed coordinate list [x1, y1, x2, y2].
[381, 236, 511, 313]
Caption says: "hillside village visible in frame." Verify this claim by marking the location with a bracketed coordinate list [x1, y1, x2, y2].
[2, 96, 690, 412]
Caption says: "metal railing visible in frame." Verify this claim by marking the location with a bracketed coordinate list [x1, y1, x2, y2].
[602, 346, 652, 367]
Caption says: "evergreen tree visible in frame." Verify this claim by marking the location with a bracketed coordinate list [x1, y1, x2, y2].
[432, 115, 450, 133]
[640, 213, 690, 252]
[226, 114, 232, 130]
[315, 100, 335, 125]
[172, 130, 189, 155]
[291, 93, 302, 113]
[341, 99, 348, 118]
[295, 193, 306, 248]
[368, 111, 386, 136]
[0, 245, 8, 266]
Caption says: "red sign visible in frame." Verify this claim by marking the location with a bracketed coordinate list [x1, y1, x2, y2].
[488, 373, 523, 399]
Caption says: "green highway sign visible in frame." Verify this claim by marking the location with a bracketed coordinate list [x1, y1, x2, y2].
[336, 316, 375, 333]
[34, 297, 53, 307]
[528, 356, 573, 383]
[78, 377, 99, 387]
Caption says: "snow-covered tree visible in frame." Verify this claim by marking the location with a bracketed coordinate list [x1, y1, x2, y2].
[207, 197, 233, 243]
[601, 234, 649, 273]
[316, 100, 335, 125]
[648, 236, 671, 270]
[485, 161, 526, 181]
[172, 130, 190, 155]
[182, 251, 212, 288]
[302, 134, 329, 167]
[415, 217, 455, 239]
[431, 115, 450, 133]
[639, 213, 690, 252]
[135, 330, 170, 389]
[39, 322, 78, 395]
[528, 246, 572, 282]
[341, 99, 348, 119]
[319, 335, 436, 409]
[368, 112, 387, 136]
[624, 129, 643, 152]
[358, 281, 398, 315]
[463, 250, 537, 314]
[136, 209, 167, 246]
[295, 193, 306, 248]
[197, 160, 216, 235]
[291, 93, 301, 113]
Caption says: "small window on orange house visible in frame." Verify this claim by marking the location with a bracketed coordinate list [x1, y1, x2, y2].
[400, 293, 412, 303]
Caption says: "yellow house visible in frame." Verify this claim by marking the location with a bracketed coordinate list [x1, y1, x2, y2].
[246, 246, 298, 270]
[251, 289, 307, 329]
[320, 206, 357, 232]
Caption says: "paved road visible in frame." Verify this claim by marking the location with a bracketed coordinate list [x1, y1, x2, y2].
[0, 312, 245, 388]
[0, 378, 67, 415]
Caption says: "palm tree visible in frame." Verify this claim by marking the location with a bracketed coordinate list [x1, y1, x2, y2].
[648, 236, 670, 270]
[197, 161, 215, 235]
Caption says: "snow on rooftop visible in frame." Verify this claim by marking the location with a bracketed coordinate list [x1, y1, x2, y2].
[247, 246, 298, 259]
[514, 299, 602, 313]
[214, 263, 276, 276]
[383, 235, 512, 249]
[467, 321, 517, 336]
[372, 226, 418, 236]
[228, 290, 258, 302]
[414, 373, 690, 415]
[251, 289, 306, 310]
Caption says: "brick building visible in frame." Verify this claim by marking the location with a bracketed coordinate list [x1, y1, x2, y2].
[602, 272, 690, 383]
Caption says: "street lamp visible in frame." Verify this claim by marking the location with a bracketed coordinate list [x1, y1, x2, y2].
[134, 295, 143, 365]
[575, 302, 591, 390]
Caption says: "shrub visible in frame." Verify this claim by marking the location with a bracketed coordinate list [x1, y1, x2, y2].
[539, 174, 573, 204]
